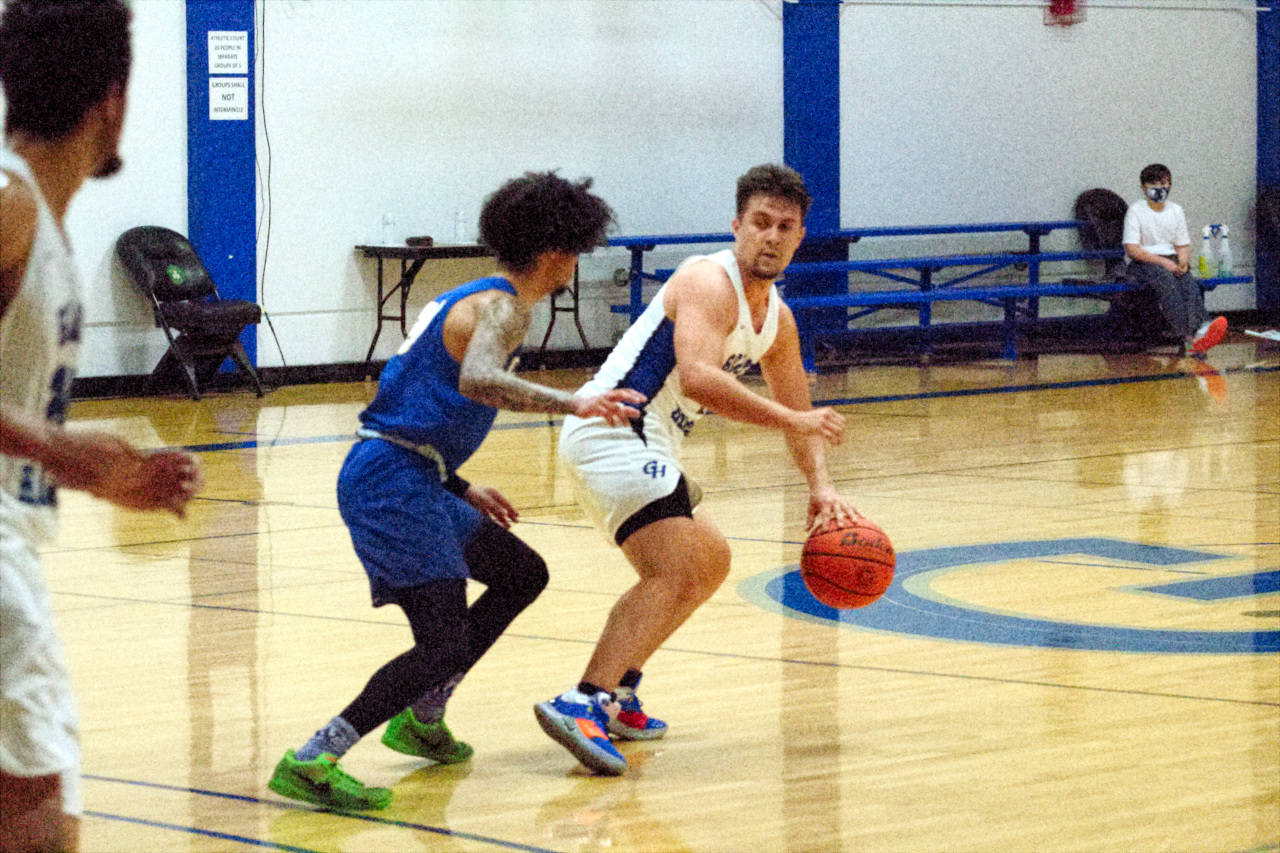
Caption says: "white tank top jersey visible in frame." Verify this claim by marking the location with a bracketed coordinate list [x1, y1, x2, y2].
[577, 248, 780, 456]
[0, 150, 84, 544]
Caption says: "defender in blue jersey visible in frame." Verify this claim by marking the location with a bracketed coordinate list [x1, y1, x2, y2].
[536, 165, 860, 776]
[269, 173, 643, 810]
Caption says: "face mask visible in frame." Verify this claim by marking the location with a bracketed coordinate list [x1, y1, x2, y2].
[1145, 186, 1169, 203]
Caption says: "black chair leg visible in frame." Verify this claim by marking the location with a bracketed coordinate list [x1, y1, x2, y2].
[181, 362, 202, 401]
[174, 343, 202, 401]
[151, 342, 203, 400]
[229, 341, 265, 397]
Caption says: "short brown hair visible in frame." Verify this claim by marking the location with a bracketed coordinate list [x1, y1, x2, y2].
[736, 164, 812, 218]
[1140, 163, 1172, 185]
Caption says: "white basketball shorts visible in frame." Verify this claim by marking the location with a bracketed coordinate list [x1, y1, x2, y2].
[558, 415, 701, 544]
[0, 506, 82, 816]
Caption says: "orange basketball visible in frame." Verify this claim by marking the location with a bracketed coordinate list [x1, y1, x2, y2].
[801, 518, 895, 609]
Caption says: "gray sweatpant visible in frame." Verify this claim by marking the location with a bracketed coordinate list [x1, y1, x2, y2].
[1125, 258, 1207, 340]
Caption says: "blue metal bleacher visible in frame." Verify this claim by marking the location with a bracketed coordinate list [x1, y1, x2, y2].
[607, 221, 1251, 364]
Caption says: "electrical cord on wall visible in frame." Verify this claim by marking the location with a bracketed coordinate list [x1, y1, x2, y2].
[255, 0, 287, 370]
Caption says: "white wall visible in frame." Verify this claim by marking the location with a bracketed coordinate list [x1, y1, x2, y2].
[251, 0, 783, 366]
[841, 4, 1257, 226]
[2, 0, 190, 377]
[24, 0, 1258, 376]
[838, 2, 1258, 316]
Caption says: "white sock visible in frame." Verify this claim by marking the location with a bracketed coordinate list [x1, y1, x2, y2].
[410, 672, 463, 724]
[296, 716, 360, 761]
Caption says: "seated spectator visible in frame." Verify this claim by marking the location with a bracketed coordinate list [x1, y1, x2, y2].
[1122, 163, 1226, 355]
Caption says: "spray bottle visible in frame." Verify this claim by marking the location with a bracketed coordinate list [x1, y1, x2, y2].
[1215, 225, 1233, 276]
[1197, 225, 1216, 278]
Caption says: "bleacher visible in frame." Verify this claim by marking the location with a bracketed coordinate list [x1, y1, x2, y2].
[608, 221, 1251, 366]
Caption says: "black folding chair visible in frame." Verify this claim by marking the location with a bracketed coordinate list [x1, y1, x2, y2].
[1074, 188, 1129, 279]
[1070, 188, 1169, 347]
[116, 226, 264, 400]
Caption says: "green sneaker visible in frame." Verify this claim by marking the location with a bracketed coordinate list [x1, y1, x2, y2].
[381, 709, 474, 764]
[268, 749, 392, 810]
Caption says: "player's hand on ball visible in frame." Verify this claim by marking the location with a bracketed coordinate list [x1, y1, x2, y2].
[807, 490, 861, 534]
[574, 388, 646, 426]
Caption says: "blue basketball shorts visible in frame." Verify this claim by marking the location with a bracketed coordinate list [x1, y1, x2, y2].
[337, 439, 483, 606]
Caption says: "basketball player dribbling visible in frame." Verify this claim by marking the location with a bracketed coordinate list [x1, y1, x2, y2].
[536, 164, 860, 775]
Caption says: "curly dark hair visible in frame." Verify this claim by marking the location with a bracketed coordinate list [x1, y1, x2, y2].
[736, 164, 812, 218]
[478, 171, 615, 273]
[0, 0, 132, 141]
[1139, 163, 1172, 185]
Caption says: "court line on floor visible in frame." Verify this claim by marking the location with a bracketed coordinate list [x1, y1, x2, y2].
[645, 643, 1280, 708]
[165, 364, 1280, 455]
[814, 363, 1280, 408]
[84, 775, 561, 853]
[56, 587, 1279, 709]
[84, 810, 316, 852]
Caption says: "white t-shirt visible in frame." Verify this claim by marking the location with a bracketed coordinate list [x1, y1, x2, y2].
[1122, 199, 1190, 257]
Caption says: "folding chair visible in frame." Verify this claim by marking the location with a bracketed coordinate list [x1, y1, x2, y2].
[116, 225, 264, 400]
[1070, 188, 1169, 348]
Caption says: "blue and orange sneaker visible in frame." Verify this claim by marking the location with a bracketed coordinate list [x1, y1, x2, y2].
[534, 690, 628, 776]
[608, 685, 667, 741]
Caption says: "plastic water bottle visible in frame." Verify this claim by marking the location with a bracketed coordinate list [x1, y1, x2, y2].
[452, 210, 467, 243]
[1197, 226, 1216, 278]
[1216, 225, 1233, 276]
[380, 211, 397, 246]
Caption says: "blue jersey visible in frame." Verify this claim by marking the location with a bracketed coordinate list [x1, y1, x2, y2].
[359, 276, 516, 473]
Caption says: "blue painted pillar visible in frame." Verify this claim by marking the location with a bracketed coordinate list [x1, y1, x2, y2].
[783, 0, 844, 368]
[1257, 3, 1279, 315]
[186, 1, 257, 364]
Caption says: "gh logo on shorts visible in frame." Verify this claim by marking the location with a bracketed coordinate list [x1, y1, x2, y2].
[642, 460, 667, 479]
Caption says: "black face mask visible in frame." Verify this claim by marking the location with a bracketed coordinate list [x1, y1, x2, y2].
[1145, 186, 1169, 203]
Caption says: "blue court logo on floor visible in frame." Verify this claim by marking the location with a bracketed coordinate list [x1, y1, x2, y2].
[739, 538, 1279, 653]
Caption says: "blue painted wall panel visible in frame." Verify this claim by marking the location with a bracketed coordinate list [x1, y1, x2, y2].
[783, 0, 845, 366]
[1257, 4, 1278, 312]
[186, 1, 256, 364]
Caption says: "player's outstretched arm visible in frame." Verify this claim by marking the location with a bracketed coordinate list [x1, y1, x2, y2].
[457, 292, 644, 423]
[0, 407, 202, 517]
[759, 305, 859, 531]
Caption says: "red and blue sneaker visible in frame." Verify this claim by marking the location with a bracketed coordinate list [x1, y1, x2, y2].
[534, 690, 628, 776]
[608, 685, 667, 741]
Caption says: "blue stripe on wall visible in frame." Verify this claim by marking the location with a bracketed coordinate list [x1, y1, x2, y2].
[782, 0, 840, 233]
[1258, 3, 1279, 312]
[782, 0, 845, 369]
[186, 1, 257, 364]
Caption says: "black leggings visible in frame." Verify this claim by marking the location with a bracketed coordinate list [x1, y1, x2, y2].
[340, 519, 548, 736]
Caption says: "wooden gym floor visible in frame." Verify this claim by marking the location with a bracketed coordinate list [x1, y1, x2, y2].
[46, 338, 1279, 852]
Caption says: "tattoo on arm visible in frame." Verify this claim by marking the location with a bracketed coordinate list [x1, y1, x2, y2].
[459, 294, 577, 414]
